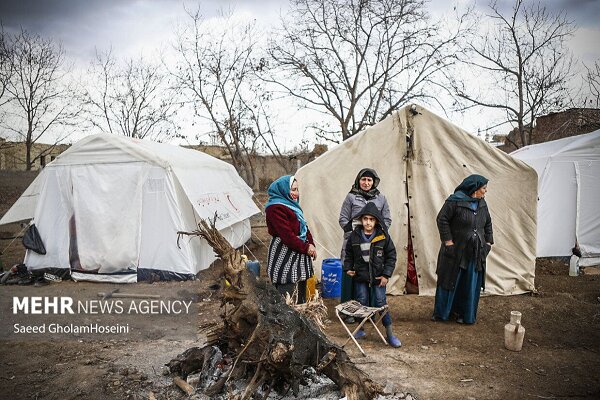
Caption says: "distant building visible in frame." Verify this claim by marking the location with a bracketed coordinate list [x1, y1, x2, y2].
[497, 108, 600, 153]
[0, 139, 70, 171]
[535, 108, 600, 141]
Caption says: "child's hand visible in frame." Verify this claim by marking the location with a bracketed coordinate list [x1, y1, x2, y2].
[347, 270, 355, 277]
[377, 276, 388, 287]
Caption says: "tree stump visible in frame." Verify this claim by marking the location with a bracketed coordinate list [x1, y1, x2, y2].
[173, 217, 383, 399]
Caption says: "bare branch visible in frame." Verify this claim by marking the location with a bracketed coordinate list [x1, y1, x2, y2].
[584, 60, 600, 108]
[170, 8, 290, 187]
[266, 0, 468, 141]
[82, 49, 182, 142]
[452, 0, 575, 148]
[0, 28, 82, 170]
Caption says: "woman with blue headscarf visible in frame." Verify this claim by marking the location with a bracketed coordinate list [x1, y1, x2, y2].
[432, 174, 494, 324]
[265, 175, 316, 304]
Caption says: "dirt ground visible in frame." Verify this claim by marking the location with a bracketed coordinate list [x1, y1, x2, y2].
[1, 171, 599, 399]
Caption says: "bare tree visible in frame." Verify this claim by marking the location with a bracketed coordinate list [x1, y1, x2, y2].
[83, 49, 182, 141]
[0, 26, 14, 150]
[266, 0, 467, 142]
[0, 29, 81, 170]
[452, 0, 575, 148]
[0, 25, 12, 108]
[584, 60, 600, 108]
[170, 9, 288, 187]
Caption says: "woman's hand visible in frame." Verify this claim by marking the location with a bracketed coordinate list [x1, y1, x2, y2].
[444, 240, 454, 246]
[485, 242, 492, 255]
[307, 244, 317, 260]
[377, 276, 388, 287]
[346, 270, 356, 277]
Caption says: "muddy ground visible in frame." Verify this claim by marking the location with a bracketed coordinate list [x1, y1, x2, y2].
[0, 171, 599, 399]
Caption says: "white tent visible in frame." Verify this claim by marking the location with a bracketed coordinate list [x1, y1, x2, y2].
[295, 105, 538, 296]
[0, 134, 260, 283]
[511, 130, 600, 264]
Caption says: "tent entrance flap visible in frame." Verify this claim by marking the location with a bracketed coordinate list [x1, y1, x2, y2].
[404, 126, 419, 294]
[576, 160, 600, 256]
[70, 163, 145, 275]
[538, 161, 577, 257]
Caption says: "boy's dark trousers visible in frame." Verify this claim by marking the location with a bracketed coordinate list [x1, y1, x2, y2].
[354, 282, 391, 326]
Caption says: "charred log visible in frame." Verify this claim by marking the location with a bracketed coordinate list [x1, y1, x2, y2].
[173, 216, 383, 400]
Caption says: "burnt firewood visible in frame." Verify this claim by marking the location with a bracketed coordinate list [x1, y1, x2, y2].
[174, 216, 383, 400]
[167, 346, 223, 380]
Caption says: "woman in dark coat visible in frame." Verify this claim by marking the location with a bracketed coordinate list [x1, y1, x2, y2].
[432, 174, 493, 324]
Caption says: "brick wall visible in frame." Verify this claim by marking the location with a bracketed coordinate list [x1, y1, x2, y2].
[535, 108, 600, 141]
[497, 108, 600, 153]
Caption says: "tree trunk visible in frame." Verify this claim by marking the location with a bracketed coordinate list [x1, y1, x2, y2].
[26, 129, 32, 171]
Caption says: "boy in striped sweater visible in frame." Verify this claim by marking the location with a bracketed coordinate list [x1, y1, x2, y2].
[343, 202, 401, 347]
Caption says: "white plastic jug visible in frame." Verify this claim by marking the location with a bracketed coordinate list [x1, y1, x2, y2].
[504, 311, 525, 352]
[569, 255, 580, 277]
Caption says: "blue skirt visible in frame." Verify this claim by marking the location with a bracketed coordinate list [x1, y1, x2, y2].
[433, 260, 483, 324]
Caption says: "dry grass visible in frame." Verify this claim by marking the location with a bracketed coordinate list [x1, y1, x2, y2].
[285, 289, 329, 331]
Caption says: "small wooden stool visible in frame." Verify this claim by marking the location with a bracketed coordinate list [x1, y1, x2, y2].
[335, 300, 389, 356]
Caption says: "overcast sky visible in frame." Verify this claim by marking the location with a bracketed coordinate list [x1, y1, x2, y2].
[0, 0, 287, 63]
[1, 0, 599, 147]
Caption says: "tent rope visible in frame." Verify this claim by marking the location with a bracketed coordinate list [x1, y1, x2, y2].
[311, 237, 338, 259]
[242, 243, 259, 261]
[0, 222, 30, 258]
[252, 194, 267, 214]
[250, 230, 268, 248]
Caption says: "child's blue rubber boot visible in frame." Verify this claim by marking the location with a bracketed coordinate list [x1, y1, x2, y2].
[387, 335, 402, 348]
[354, 329, 366, 339]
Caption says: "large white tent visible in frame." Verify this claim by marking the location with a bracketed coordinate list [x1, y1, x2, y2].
[296, 105, 538, 296]
[511, 130, 600, 264]
[0, 134, 260, 282]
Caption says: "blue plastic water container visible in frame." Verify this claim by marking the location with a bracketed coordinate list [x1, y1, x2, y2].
[246, 260, 260, 278]
[321, 258, 342, 298]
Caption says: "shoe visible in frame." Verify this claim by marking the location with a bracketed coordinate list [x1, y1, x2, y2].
[0, 272, 12, 284]
[343, 315, 356, 324]
[431, 315, 444, 322]
[456, 317, 464, 324]
[34, 278, 49, 287]
[354, 329, 366, 339]
[387, 335, 402, 348]
[43, 273, 62, 282]
[18, 276, 33, 285]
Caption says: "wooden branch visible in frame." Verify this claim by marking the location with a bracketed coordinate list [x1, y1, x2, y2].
[173, 377, 194, 395]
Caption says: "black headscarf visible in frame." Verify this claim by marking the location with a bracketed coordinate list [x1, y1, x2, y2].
[446, 174, 488, 202]
[350, 168, 381, 200]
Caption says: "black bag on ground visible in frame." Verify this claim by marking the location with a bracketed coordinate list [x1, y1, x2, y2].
[22, 224, 46, 255]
